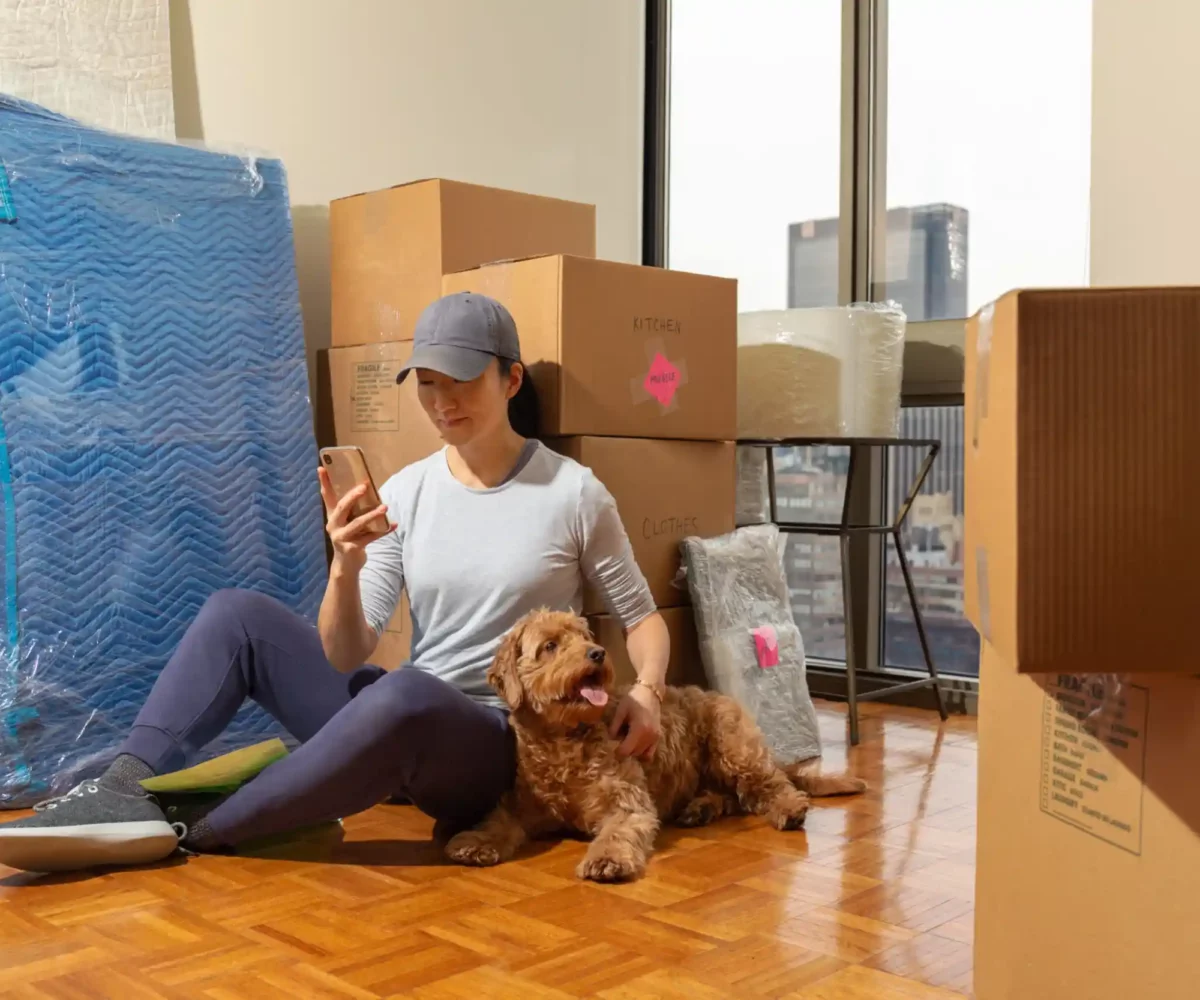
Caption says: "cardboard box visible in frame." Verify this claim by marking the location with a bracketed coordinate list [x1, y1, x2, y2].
[587, 606, 706, 689]
[313, 349, 337, 451]
[975, 643, 1200, 999]
[331, 179, 595, 348]
[327, 341, 444, 487]
[546, 437, 735, 613]
[444, 256, 737, 440]
[964, 288, 1200, 674]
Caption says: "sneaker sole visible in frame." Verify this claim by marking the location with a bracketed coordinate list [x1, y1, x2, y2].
[0, 821, 180, 873]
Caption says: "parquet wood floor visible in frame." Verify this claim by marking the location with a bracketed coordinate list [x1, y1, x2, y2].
[0, 701, 978, 998]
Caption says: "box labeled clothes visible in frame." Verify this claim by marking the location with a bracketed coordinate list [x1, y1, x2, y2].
[545, 437, 735, 613]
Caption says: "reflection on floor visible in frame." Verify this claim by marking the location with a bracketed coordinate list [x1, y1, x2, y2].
[0, 701, 978, 998]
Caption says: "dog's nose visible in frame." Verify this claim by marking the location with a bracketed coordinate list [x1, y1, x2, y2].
[587, 646, 606, 664]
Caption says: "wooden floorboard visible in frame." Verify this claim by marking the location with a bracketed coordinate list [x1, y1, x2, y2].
[0, 701, 977, 998]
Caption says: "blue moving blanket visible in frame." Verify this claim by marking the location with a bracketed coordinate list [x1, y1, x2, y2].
[0, 96, 326, 806]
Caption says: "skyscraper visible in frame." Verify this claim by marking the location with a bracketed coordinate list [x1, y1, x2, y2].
[788, 204, 969, 320]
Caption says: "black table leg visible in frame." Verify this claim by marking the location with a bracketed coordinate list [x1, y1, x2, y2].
[891, 527, 949, 720]
[765, 446, 778, 524]
[751, 437, 949, 742]
[840, 532, 860, 746]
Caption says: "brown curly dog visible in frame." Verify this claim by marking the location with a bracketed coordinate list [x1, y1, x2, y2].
[445, 609, 867, 882]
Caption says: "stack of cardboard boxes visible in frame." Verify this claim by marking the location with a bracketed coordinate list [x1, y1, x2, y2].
[964, 288, 1200, 999]
[324, 179, 737, 680]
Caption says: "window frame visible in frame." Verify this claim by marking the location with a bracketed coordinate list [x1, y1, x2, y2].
[645, 0, 976, 701]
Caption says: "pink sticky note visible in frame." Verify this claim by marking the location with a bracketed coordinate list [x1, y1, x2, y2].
[752, 625, 779, 668]
[643, 352, 682, 407]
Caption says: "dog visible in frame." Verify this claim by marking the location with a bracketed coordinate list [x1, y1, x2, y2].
[444, 610, 867, 882]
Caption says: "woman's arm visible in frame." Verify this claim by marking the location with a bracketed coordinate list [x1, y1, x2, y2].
[318, 562, 381, 673]
[317, 471, 405, 673]
[613, 611, 672, 757]
[576, 471, 667, 757]
[624, 611, 670, 691]
[575, 471, 659, 633]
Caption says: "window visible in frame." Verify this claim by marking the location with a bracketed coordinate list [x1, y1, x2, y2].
[884, 405, 978, 676]
[658, 1, 1092, 688]
[667, 1, 845, 662]
[775, 446, 850, 662]
[667, 0, 842, 311]
[879, 0, 1092, 318]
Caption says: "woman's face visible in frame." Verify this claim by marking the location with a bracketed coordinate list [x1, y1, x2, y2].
[415, 360, 521, 447]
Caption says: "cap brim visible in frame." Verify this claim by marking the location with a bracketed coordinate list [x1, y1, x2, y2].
[396, 344, 495, 384]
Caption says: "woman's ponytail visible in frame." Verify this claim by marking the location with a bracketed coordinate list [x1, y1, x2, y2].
[501, 358, 541, 439]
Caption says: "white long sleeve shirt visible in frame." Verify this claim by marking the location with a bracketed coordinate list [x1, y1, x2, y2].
[358, 441, 656, 706]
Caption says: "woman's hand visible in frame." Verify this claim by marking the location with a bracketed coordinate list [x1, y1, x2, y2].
[318, 467, 393, 574]
[609, 683, 662, 759]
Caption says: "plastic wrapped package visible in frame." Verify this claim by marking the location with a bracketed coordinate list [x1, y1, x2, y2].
[735, 445, 770, 526]
[0, 96, 327, 806]
[737, 303, 907, 439]
[681, 524, 821, 762]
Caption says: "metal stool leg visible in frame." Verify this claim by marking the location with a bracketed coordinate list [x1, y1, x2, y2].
[840, 533, 860, 745]
[765, 446, 778, 524]
[891, 528, 948, 721]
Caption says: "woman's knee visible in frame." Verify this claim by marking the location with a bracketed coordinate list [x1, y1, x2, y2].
[354, 668, 451, 740]
[194, 588, 290, 638]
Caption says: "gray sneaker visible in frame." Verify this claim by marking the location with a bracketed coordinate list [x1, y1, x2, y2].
[0, 780, 184, 873]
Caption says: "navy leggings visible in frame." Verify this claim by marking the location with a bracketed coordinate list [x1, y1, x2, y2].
[118, 589, 515, 847]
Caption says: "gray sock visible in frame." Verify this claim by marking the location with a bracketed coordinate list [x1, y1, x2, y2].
[98, 753, 155, 795]
[181, 816, 225, 853]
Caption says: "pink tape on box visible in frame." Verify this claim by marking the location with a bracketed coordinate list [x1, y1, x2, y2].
[643, 352, 682, 406]
[629, 337, 689, 413]
[751, 625, 779, 668]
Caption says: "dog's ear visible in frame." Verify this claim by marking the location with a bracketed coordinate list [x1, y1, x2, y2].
[488, 624, 525, 710]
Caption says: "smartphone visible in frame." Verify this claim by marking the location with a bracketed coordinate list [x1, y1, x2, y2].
[319, 446, 390, 534]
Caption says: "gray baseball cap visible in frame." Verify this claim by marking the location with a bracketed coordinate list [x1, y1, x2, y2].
[396, 292, 520, 384]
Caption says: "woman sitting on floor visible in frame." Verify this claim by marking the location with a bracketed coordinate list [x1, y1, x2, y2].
[0, 292, 669, 873]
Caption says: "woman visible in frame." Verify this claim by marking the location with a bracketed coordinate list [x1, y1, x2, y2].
[0, 292, 669, 873]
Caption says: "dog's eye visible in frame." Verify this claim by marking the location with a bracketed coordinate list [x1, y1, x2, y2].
[543, 640, 557, 654]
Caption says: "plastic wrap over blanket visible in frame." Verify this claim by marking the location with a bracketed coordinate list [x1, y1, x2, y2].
[681, 524, 821, 762]
[0, 95, 326, 806]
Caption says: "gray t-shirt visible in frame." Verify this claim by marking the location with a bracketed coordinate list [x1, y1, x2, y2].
[359, 441, 656, 705]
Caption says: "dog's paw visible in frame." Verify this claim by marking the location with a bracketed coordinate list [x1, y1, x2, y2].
[675, 799, 719, 828]
[444, 832, 502, 867]
[576, 849, 643, 883]
[767, 799, 809, 831]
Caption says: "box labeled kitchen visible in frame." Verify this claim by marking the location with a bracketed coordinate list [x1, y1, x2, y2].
[445, 255, 737, 440]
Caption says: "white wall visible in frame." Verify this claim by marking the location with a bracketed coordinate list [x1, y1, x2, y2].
[170, 0, 645, 355]
[0, 0, 175, 139]
[1091, 0, 1200, 285]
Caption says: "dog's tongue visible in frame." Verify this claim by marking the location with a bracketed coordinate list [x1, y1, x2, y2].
[579, 685, 608, 707]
